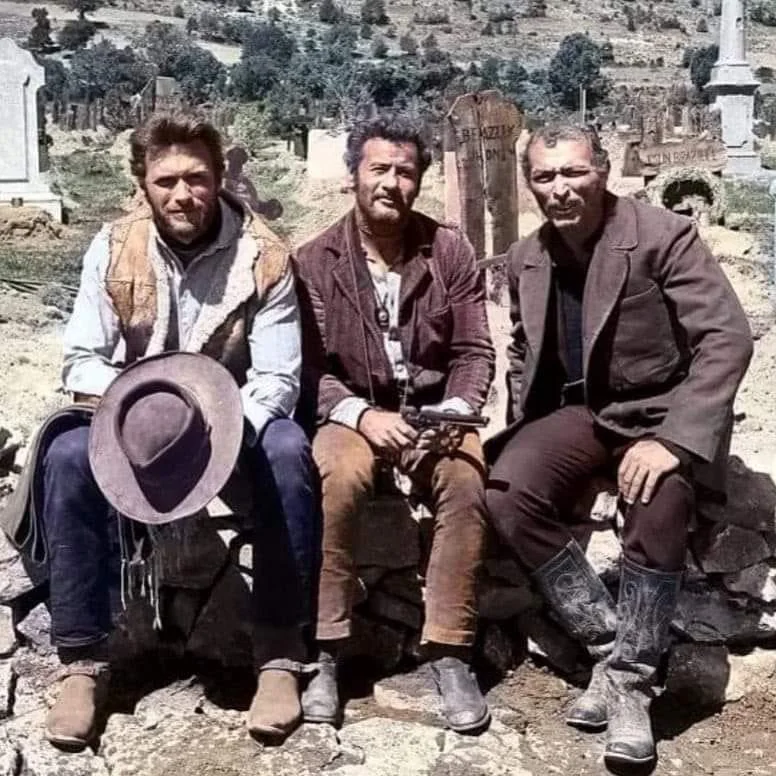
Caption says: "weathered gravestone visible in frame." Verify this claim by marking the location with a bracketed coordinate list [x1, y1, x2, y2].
[443, 90, 524, 262]
[0, 39, 61, 221]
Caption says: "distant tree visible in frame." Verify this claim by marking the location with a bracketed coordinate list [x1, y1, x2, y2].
[371, 35, 388, 57]
[751, 0, 776, 25]
[242, 21, 296, 61]
[68, 39, 154, 99]
[480, 57, 501, 88]
[40, 56, 68, 101]
[399, 32, 417, 54]
[689, 43, 718, 99]
[267, 6, 281, 22]
[502, 58, 528, 93]
[65, 0, 101, 20]
[318, 0, 343, 23]
[361, 0, 388, 25]
[360, 21, 372, 38]
[58, 19, 96, 50]
[548, 33, 610, 109]
[172, 4, 184, 17]
[28, 7, 55, 53]
[696, 16, 708, 32]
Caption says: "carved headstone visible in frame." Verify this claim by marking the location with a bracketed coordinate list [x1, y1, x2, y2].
[0, 38, 61, 221]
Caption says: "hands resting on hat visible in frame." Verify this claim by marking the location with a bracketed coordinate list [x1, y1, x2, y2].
[357, 398, 471, 459]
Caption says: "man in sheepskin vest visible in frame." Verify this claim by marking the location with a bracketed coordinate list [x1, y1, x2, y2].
[3, 112, 318, 750]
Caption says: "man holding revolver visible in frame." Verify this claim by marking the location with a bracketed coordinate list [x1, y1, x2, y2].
[294, 114, 495, 732]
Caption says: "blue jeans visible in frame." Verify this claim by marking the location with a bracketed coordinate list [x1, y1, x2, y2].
[40, 418, 319, 649]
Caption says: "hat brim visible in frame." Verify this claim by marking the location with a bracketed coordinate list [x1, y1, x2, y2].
[88, 353, 244, 525]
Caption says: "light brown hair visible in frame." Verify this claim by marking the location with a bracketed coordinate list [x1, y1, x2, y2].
[129, 111, 225, 182]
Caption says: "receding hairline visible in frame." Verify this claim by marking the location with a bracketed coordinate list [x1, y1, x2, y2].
[522, 124, 610, 178]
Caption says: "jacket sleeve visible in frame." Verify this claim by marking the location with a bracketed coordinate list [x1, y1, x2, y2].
[293, 255, 363, 425]
[505, 245, 527, 426]
[442, 232, 495, 411]
[62, 226, 122, 398]
[655, 221, 753, 462]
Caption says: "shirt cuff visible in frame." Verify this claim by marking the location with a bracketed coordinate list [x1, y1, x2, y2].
[329, 397, 371, 431]
[241, 394, 276, 447]
[424, 397, 474, 416]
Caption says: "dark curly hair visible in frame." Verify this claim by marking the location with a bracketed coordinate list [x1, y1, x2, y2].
[129, 111, 225, 183]
[522, 122, 610, 181]
[344, 114, 433, 179]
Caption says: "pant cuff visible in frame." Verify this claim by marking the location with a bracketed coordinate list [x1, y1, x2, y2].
[315, 621, 352, 641]
[54, 633, 110, 651]
[421, 624, 476, 647]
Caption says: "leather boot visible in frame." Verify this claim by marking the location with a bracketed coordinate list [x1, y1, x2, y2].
[301, 647, 340, 725]
[604, 557, 682, 768]
[532, 539, 617, 731]
[430, 656, 490, 734]
[247, 669, 301, 739]
[45, 660, 110, 751]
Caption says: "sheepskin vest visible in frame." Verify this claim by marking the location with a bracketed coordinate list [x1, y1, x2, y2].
[105, 192, 289, 386]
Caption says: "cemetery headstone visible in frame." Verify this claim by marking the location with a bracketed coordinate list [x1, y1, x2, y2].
[0, 38, 61, 221]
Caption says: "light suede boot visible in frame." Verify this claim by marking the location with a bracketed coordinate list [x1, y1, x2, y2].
[248, 626, 308, 740]
[604, 557, 682, 767]
[45, 660, 110, 751]
[532, 539, 617, 731]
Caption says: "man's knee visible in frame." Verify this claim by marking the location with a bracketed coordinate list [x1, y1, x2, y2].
[434, 457, 486, 512]
[43, 426, 91, 478]
[260, 418, 312, 471]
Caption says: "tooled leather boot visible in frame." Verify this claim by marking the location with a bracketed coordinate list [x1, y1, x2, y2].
[604, 557, 682, 767]
[45, 659, 110, 751]
[532, 539, 617, 731]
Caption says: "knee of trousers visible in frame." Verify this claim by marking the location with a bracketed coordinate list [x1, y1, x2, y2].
[433, 462, 487, 520]
[633, 471, 695, 528]
[42, 425, 92, 480]
[259, 418, 313, 471]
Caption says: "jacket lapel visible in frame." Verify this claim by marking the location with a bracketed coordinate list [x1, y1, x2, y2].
[519, 235, 552, 358]
[582, 195, 636, 376]
[330, 211, 385, 352]
[398, 216, 432, 310]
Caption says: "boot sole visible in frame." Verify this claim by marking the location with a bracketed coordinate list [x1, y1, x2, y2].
[604, 750, 656, 767]
[45, 731, 93, 752]
[303, 712, 340, 725]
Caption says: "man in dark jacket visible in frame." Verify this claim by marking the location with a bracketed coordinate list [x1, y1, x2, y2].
[295, 114, 495, 733]
[486, 123, 753, 767]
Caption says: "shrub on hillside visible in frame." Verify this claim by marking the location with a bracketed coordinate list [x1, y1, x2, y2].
[751, 0, 776, 25]
[689, 43, 718, 98]
[58, 20, 96, 50]
[360, 21, 372, 38]
[319, 0, 344, 23]
[413, 7, 451, 24]
[488, 4, 514, 22]
[399, 32, 418, 54]
[371, 35, 388, 57]
[172, 4, 184, 17]
[361, 0, 389, 25]
[696, 16, 708, 31]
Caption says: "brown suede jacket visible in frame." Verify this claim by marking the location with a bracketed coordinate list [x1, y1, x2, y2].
[294, 209, 495, 424]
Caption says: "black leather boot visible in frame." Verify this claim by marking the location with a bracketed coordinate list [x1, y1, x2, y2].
[532, 539, 617, 731]
[301, 647, 341, 726]
[604, 557, 682, 768]
[430, 656, 490, 734]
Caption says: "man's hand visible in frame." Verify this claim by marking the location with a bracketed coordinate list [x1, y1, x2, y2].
[617, 439, 680, 506]
[358, 409, 418, 457]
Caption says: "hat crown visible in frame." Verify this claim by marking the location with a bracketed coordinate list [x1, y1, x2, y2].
[116, 380, 209, 485]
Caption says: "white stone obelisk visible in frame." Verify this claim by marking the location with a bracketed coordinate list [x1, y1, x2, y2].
[705, 0, 761, 175]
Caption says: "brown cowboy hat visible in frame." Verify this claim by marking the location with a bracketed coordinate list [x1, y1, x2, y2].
[88, 352, 243, 525]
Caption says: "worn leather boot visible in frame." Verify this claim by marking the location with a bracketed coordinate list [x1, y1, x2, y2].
[45, 660, 110, 751]
[301, 647, 341, 725]
[532, 539, 617, 731]
[604, 557, 682, 768]
[430, 656, 490, 734]
[247, 669, 301, 739]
